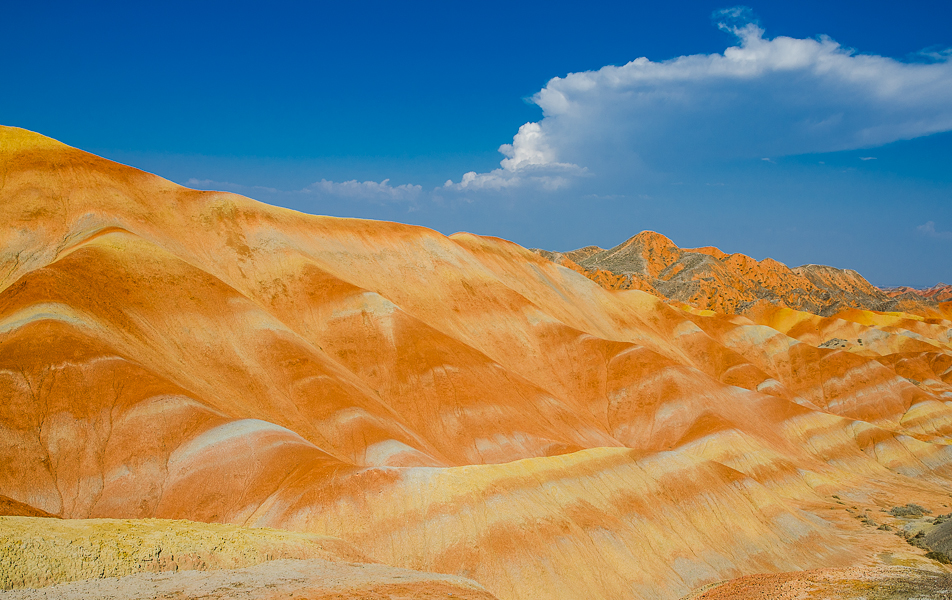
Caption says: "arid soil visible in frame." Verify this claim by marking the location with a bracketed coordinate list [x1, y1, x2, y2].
[0, 558, 496, 600]
[684, 566, 952, 600]
[0, 516, 370, 589]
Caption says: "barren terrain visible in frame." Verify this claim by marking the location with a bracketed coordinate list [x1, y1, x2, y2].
[2, 126, 952, 599]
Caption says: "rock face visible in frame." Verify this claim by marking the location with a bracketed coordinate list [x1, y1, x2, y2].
[0, 497, 56, 518]
[2, 126, 952, 600]
[534, 232, 946, 316]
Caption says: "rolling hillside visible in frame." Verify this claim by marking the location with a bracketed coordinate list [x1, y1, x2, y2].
[2, 126, 952, 599]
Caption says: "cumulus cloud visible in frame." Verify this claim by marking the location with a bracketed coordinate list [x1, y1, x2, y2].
[918, 221, 952, 240]
[449, 8, 952, 189]
[443, 122, 585, 191]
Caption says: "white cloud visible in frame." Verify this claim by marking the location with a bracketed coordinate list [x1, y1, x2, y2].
[859, 156, 877, 161]
[443, 122, 585, 191]
[304, 179, 422, 202]
[499, 122, 559, 171]
[443, 165, 582, 192]
[918, 221, 952, 240]
[448, 10, 952, 191]
[186, 178, 279, 194]
[184, 177, 422, 205]
[712, 6, 759, 32]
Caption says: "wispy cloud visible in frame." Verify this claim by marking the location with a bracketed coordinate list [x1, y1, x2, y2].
[186, 178, 280, 194]
[918, 221, 952, 240]
[303, 179, 422, 202]
[185, 177, 422, 204]
[712, 6, 760, 31]
[859, 157, 877, 161]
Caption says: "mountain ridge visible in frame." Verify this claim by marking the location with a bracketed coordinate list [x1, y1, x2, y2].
[533, 231, 945, 317]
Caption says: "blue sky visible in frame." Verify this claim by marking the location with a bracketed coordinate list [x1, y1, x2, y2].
[3, 1, 951, 286]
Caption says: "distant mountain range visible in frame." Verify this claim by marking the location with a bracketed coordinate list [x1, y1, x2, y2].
[534, 232, 948, 317]
[883, 283, 952, 303]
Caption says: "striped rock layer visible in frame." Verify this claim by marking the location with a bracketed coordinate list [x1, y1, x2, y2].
[534, 234, 949, 317]
[1, 126, 952, 600]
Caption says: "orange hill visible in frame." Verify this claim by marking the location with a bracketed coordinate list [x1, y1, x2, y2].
[884, 283, 952, 304]
[2, 126, 952, 600]
[534, 232, 947, 317]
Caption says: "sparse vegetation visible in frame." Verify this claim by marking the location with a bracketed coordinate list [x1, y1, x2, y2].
[926, 550, 952, 565]
[860, 515, 878, 527]
[888, 504, 931, 518]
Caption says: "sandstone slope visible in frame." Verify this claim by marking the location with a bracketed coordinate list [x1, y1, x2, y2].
[2, 126, 952, 600]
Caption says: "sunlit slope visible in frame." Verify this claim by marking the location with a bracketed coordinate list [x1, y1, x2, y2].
[2, 126, 952, 600]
